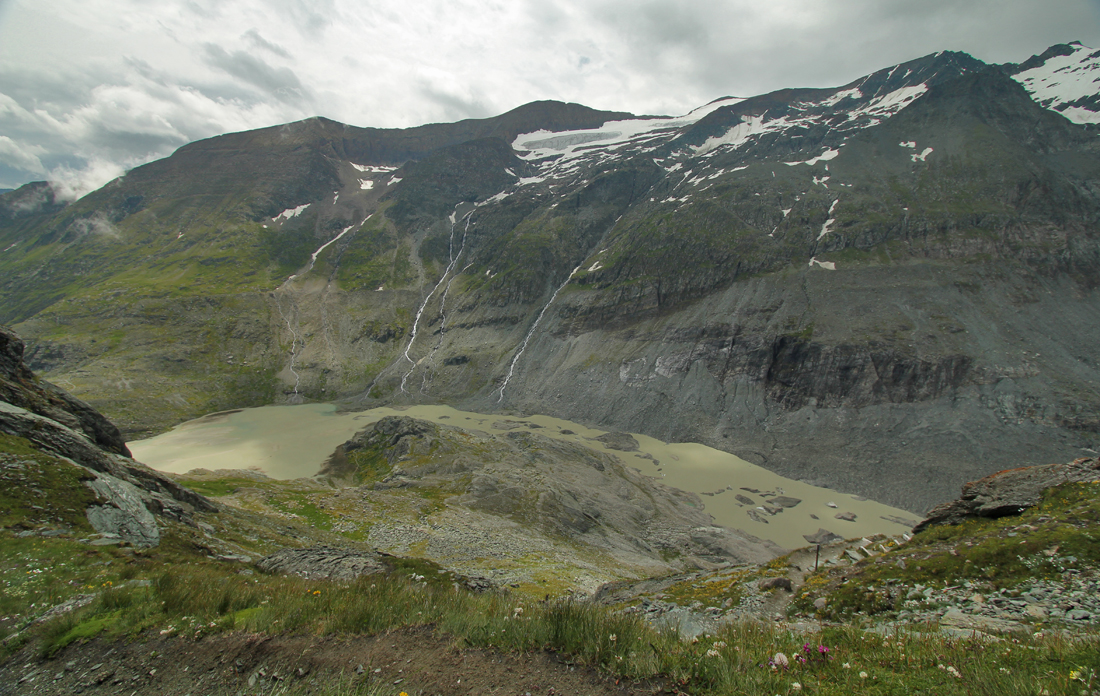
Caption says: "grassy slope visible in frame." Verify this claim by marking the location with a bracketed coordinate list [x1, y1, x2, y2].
[3, 427, 1099, 695]
[792, 481, 1100, 620]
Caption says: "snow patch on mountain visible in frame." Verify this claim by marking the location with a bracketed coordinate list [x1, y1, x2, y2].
[351, 164, 397, 173]
[911, 147, 934, 162]
[818, 199, 839, 239]
[845, 84, 928, 124]
[822, 87, 863, 107]
[478, 191, 511, 206]
[692, 114, 781, 156]
[272, 203, 310, 222]
[785, 148, 840, 166]
[692, 85, 927, 158]
[511, 97, 744, 182]
[1013, 43, 1100, 124]
[359, 179, 374, 190]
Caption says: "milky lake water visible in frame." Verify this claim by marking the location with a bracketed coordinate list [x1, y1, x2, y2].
[129, 403, 920, 550]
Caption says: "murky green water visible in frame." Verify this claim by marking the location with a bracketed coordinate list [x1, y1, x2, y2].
[129, 403, 920, 550]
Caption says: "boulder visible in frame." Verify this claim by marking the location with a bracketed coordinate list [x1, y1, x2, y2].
[803, 528, 843, 545]
[758, 577, 793, 592]
[595, 432, 640, 452]
[770, 496, 802, 508]
[915, 457, 1100, 531]
[84, 472, 160, 547]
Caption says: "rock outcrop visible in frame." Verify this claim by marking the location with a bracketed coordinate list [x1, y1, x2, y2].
[0, 324, 215, 545]
[0, 325, 130, 456]
[257, 547, 388, 580]
[323, 416, 783, 570]
[914, 457, 1100, 531]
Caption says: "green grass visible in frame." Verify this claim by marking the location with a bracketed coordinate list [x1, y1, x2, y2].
[0, 434, 99, 532]
[20, 559, 1099, 695]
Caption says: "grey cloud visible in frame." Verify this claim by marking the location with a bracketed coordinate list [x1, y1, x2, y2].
[243, 28, 292, 58]
[582, 0, 1100, 99]
[267, 0, 337, 39]
[610, 0, 710, 47]
[418, 82, 492, 122]
[0, 66, 95, 113]
[123, 56, 170, 86]
[202, 44, 310, 104]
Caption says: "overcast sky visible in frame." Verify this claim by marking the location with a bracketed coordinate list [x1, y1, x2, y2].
[1, 0, 1098, 197]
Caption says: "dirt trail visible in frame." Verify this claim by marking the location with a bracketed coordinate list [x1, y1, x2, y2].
[0, 626, 665, 696]
[753, 544, 848, 619]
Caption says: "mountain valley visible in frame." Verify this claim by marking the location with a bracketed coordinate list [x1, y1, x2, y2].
[5, 44, 1100, 514]
[2, 39, 1100, 696]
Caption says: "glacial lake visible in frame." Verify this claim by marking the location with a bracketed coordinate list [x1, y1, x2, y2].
[129, 403, 920, 550]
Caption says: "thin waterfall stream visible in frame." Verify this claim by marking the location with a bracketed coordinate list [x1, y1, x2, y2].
[399, 210, 472, 393]
[274, 216, 369, 395]
[495, 265, 581, 402]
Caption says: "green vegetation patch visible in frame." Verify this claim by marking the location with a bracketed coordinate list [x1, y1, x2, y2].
[0, 433, 98, 532]
[345, 447, 394, 485]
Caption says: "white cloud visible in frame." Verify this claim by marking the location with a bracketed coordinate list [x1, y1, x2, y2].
[70, 210, 121, 239]
[0, 135, 46, 173]
[48, 158, 129, 201]
[0, 0, 1097, 194]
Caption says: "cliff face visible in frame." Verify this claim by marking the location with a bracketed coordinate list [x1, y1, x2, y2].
[2, 46, 1100, 513]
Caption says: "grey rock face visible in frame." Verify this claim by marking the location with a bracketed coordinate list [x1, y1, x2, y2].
[0, 325, 130, 456]
[0, 399, 215, 517]
[915, 457, 1100, 531]
[0, 325, 216, 547]
[84, 473, 160, 547]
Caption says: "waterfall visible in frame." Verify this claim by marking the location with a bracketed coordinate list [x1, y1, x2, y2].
[495, 265, 581, 403]
[399, 212, 472, 393]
